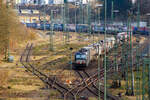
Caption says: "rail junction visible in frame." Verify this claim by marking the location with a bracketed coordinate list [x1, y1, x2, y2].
[20, 34, 149, 100]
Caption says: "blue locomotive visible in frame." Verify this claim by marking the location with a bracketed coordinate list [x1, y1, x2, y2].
[92, 25, 105, 33]
[75, 46, 94, 67]
[53, 24, 64, 31]
[76, 24, 89, 33]
[26, 23, 37, 28]
[37, 23, 51, 30]
[133, 27, 149, 35]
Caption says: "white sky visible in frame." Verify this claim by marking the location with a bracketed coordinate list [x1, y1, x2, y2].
[132, 0, 136, 4]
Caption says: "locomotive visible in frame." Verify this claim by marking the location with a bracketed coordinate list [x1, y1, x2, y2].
[132, 27, 149, 35]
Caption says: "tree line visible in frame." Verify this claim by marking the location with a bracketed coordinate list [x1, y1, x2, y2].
[0, 1, 35, 61]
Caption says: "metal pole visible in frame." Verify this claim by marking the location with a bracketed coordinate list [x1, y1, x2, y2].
[87, 1, 91, 39]
[104, 0, 107, 99]
[97, 8, 99, 24]
[112, 37, 118, 87]
[111, 0, 119, 88]
[86, 3, 88, 24]
[70, 47, 73, 70]
[6, 1, 10, 61]
[129, 13, 134, 96]
[96, 3, 102, 100]
[63, 0, 67, 45]
[116, 40, 119, 87]
[44, 1, 46, 31]
[148, 58, 150, 100]
[98, 45, 101, 100]
[81, 0, 83, 24]
[67, 4, 69, 43]
[97, 7, 100, 40]
[99, 7, 101, 25]
[50, 10, 54, 51]
[148, 26, 150, 100]
[71, 52, 72, 69]
[61, 3, 64, 42]
[125, 17, 130, 95]
[121, 36, 125, 80]
[82, 4, 84, 24]
[137, 0, 140, 28]
[79, 0, 82, 41]
[111, 0, 114, 24]
[135, 41, 141, 100]
[142, 62, 146, 100]
[75, 0, 77, 33]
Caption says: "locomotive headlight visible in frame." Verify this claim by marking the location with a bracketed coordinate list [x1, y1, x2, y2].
[82, 60, 85, 64]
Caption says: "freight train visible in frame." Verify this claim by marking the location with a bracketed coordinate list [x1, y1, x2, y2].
[74, 37, 116, 67]
[74, 31, 128, 67]
[23, 22, 128, 34]
[132, 27, 149, 35]
[24, 22, 149, 35]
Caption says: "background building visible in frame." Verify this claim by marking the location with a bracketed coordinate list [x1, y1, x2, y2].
[18, 9, 50, 23]
[14, 0, 97, 5]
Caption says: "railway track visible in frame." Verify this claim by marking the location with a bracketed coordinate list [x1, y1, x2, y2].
[75, 70, 99, 96]
[19, 36, 148, 100]
[73, 63, 120, 100]
[20, 43, 76, 100]
[71, 39, 124, 99]
[71, 36, 148, 100]
[64, 41, 126, 99]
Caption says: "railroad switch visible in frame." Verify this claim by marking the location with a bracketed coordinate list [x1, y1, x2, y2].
[111, 81, 120, 88]
[118, 92, 122, 97]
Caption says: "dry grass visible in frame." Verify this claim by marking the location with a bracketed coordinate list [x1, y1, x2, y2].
[0, 63, 54, 100]
[0, 70, 9, 88]
[88, 97, 97, 100]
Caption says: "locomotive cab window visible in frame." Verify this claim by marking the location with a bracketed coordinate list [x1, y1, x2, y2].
[76, 55, 86, 59]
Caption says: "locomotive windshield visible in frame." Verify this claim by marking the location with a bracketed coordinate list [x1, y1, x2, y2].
[75, 54, 86, 60]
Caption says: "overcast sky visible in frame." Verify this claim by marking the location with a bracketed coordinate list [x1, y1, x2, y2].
[132, 0, 136, 4]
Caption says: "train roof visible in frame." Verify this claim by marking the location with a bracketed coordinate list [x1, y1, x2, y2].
[106, 37, 115, 41]
[75, 52, 86, 55]
[84, 45, 94, 49]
